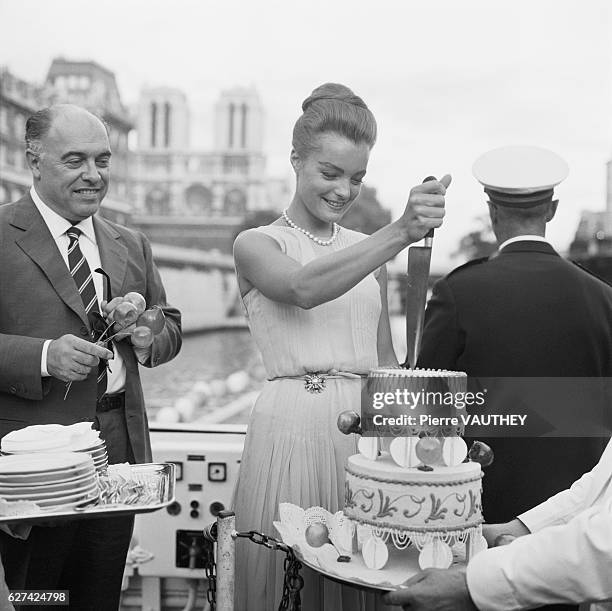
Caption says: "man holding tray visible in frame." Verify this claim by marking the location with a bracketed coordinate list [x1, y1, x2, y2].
[0, 104, 182, 610]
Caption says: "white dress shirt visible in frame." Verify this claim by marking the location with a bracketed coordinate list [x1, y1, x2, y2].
[31, 186, 126, 394]
[498, 234, 550, 251]
[467, 439, 612, 610]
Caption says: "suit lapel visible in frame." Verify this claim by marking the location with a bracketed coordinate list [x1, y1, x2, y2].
[12, 195, 89, 326]
[94, 215, 128, 300]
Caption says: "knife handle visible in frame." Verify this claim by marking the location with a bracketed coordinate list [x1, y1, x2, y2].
[422, 176, 437, 245]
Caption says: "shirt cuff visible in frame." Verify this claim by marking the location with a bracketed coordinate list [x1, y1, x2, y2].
[466, 547, 522, 611]
[518, 505, 569, 534]
[41, 339, 52, 376]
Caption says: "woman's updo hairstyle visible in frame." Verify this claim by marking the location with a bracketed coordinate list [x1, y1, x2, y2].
[292, 83, 377, 157]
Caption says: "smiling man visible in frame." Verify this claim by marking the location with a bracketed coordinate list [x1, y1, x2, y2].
[0, 104, 182, 610]
[29, 106, 111, 221]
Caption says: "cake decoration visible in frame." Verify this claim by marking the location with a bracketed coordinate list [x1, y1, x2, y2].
[388, 437, 420, 468]
[357, 437, 379, 461]
[418, 539, 453, 569]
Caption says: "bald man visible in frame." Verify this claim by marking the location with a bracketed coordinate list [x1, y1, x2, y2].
[0, 104, 181, 610]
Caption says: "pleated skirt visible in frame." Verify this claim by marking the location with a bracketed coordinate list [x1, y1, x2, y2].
[232, 378, 387, 611]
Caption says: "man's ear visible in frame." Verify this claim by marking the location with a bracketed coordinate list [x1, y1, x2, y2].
[546, 200, 559, 222]
[26, 149, 41, 179]
[289, 148, 301, 173]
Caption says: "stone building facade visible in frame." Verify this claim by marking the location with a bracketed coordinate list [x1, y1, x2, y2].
[130, 85, 288, 252]
[0, 67, 45, 205]
[0, 58, 289, 253]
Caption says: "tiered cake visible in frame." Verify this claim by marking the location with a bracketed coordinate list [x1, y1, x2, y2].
[340, 368, 486, 570]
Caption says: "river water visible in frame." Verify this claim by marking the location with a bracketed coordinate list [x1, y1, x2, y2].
[140, 316, 407, 423]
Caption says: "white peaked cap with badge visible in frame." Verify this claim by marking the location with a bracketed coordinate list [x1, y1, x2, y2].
[472, 146, 569, 207]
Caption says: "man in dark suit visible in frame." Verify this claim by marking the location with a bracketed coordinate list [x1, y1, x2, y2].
[0, 104, 182, 610]
[417, 146, 612, 528]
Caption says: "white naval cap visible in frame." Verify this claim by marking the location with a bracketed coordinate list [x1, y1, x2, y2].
[472, 145, 569, 207]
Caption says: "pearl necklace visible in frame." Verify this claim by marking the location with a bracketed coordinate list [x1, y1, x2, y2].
[282, 209, 340, 246]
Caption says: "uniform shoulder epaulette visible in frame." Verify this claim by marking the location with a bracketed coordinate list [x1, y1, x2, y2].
[570, 260, 612, 288]
[446, 256, 490, 279]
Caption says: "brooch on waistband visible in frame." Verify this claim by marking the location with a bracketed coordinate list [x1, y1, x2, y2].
[304, 373, 326, 393]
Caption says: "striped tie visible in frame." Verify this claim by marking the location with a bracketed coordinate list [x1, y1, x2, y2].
[66, 227, 107, 400]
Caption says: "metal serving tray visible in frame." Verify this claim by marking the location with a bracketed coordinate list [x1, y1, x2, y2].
[0, 462, 175, 526]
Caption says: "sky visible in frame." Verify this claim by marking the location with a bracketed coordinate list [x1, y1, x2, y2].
[1, 0, 610, 272]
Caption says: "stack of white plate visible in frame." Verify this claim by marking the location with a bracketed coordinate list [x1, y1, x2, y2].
[1, 423, 108, 473]
[0, 453, 98, 510]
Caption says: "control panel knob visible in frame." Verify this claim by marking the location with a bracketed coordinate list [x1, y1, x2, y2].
[209, 501, 225, 517]
[167, 501, 181, 516]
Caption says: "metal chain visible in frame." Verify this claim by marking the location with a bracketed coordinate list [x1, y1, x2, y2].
[203, 524, 218, 610]
[279, 548, 303, 611]
[234, 530, 304, 611]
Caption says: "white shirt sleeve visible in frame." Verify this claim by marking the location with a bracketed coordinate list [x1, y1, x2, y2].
[467, 497, 612, 609]
[468, 440, 612, 609]
[40, 339, 52, 377]
[518, 439, 612, 533]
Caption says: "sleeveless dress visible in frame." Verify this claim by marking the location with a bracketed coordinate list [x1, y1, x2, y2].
[233, 225, 384, 611]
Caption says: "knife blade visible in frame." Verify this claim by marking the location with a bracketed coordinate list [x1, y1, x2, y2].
[405, 176, 437, 369]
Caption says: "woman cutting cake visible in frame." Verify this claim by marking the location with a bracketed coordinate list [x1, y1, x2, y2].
[232, 82, 450, 610]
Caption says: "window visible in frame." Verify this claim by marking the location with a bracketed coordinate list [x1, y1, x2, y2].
[228, 103, 235, 148]
[222, 155, 249, 175]
[164, 102, 171, 148]
[151, 102, 157, 148]
[14, 113, 23, 138]
[5, 146, 15, 167]
[6, 109, 14, 136]
[185, 183, 213, 214]
[241, 103, 248, 149]
[145, 187, 170, 215]
[223, 188, 247, 215]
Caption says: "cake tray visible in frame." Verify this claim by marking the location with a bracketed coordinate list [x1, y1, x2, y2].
[273, 502, 468, 593]
[296, 545, 419, 592]
[273, 503, 465, 592]
[283, 538, 468, 593]
[0, 463, 175, 526]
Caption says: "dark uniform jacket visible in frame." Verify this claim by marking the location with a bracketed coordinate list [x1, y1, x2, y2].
[418, 239, 612, 522]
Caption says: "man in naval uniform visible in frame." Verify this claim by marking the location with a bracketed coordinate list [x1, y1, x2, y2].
[417, 146, 612, 523]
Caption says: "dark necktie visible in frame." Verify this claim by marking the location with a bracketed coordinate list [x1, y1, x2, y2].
[66, 227, 107, 400]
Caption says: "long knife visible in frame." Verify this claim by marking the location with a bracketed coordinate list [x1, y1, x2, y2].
[405, 176, 437, 369]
